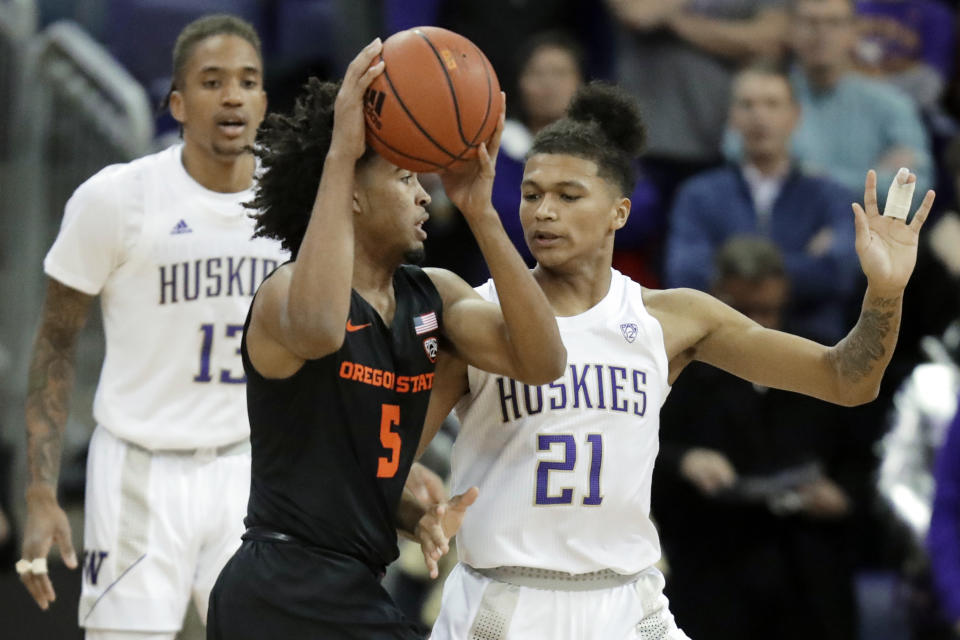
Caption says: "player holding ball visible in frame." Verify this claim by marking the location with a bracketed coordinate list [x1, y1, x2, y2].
[206, 32, 565, 639]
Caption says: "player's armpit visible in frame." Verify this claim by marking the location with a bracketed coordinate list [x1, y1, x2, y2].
[415, 349, 467, 459]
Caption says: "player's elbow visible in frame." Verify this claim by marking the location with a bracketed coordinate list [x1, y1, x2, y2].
[834, 383, 880, 407]
[516, 345, 567, 385]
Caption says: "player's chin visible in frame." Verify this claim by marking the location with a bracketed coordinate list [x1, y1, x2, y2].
[527, 244, 555, 263]
[212, 138, 254, 157]
[403, 244, 426, 265]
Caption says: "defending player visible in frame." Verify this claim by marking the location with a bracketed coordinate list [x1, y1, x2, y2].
[19, 14, 288, 639]
[422, 82, 934, 639]
[205, 40, 565, 638]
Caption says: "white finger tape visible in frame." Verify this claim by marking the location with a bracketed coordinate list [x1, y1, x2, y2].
[884, 167, 915, 220]
[15, 558, 48, 575]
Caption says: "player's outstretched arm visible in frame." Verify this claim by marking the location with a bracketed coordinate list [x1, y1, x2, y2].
[21, 278, 88, 609]
[659, 170, 934, 406]
[431, 95, 566, 385]
[248, 40, 385, 369]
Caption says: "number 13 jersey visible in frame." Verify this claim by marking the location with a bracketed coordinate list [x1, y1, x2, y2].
[43, 145, 288, 450]
[452, 269, 670, 575]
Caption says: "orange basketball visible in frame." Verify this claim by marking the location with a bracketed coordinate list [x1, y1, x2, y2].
[363, 26, 502, 172]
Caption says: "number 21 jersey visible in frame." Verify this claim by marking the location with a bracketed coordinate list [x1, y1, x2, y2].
[452, 269, 670, 575]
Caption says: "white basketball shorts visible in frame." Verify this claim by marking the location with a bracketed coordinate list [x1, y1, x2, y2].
[78, 426, 250, 632]
[430, 563, 691, 640]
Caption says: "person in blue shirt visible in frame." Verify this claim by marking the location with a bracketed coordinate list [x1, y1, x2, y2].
[788, 0, 933, 197]
[666, 62, 859, 343]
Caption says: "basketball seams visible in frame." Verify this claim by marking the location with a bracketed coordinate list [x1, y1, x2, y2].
[414, 32, 498, 167]
[381, 64, 460, 162]
[467, 41, 495, 146]
[365, 123, 448, 172]
[415, 30, 474, 149]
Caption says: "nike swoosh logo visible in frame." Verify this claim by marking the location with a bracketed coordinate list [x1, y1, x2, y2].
[346, 320, 372, 332]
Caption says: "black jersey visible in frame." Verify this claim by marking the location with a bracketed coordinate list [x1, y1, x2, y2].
[241, 265, 442, 570]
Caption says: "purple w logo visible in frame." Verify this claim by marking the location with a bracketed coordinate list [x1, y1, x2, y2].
[83, 550, 109, 585]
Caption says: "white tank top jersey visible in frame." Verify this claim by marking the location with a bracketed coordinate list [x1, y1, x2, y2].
[452, 269, 670, 575]
[44, 144, 288, 450]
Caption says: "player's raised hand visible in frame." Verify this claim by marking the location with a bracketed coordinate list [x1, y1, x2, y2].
[20, 488, 78, 610]
[331, 38, 384, 160]
[415, 486, 479, 579]
[852, 169, 935, 296]
[439, 92, 506, 220]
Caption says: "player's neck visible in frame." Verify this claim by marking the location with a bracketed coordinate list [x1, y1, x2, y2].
[533, 256, 612, 317]
[181, 144, 257, 193]
[353, 256, 399, 323]
[745, 154, 790, 177]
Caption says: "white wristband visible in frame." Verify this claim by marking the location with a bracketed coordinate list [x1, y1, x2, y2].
[883, 167, 915, 220]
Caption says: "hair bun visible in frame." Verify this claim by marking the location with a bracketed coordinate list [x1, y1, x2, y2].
[566, 81, 645, 158]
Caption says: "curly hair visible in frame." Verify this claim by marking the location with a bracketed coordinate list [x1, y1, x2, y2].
[244, 78, 341, 258]
[528, 81, 646, 196]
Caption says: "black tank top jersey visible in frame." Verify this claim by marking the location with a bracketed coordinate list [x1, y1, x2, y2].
[240, 265, 443, 570]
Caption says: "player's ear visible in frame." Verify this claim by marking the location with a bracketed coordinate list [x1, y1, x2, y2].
[611, 197, 630, 232]
[169, 90, 186, 125]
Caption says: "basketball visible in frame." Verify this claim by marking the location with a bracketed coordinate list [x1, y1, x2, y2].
[363, 26, 502, 172]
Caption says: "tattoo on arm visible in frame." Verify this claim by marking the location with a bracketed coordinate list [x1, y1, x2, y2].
[25, 280, 93, 489]
[828, 295, 900, 383]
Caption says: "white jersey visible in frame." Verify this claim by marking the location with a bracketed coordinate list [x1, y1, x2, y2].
[452, 269, 670, 575]
[44, 144, 287, 450]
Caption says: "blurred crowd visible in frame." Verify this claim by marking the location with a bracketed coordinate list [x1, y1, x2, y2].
[6, 0, 960, 638]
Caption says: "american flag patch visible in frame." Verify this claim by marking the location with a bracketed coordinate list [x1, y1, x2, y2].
[413, 311, 438, 335]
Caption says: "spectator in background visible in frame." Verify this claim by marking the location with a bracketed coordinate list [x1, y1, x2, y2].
[853, 0, 956, 115]
[493, 31, 587, 266]
[929, 401, 960, 638]
[607, 0, 788, 201]
[786, 0, 933, 197]
[666, 62, 858, 343]
[655, 236, 867, 640]
[492, 31, 661, 283]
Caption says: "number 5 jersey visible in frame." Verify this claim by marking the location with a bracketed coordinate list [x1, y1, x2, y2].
[241, 266, 443, 569]
[43, 144, 288, 450]
[452, 269, 671, 575]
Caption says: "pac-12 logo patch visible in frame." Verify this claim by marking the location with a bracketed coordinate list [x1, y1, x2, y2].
[620, 323, 638, 343]
[423, 337, 439, 363]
